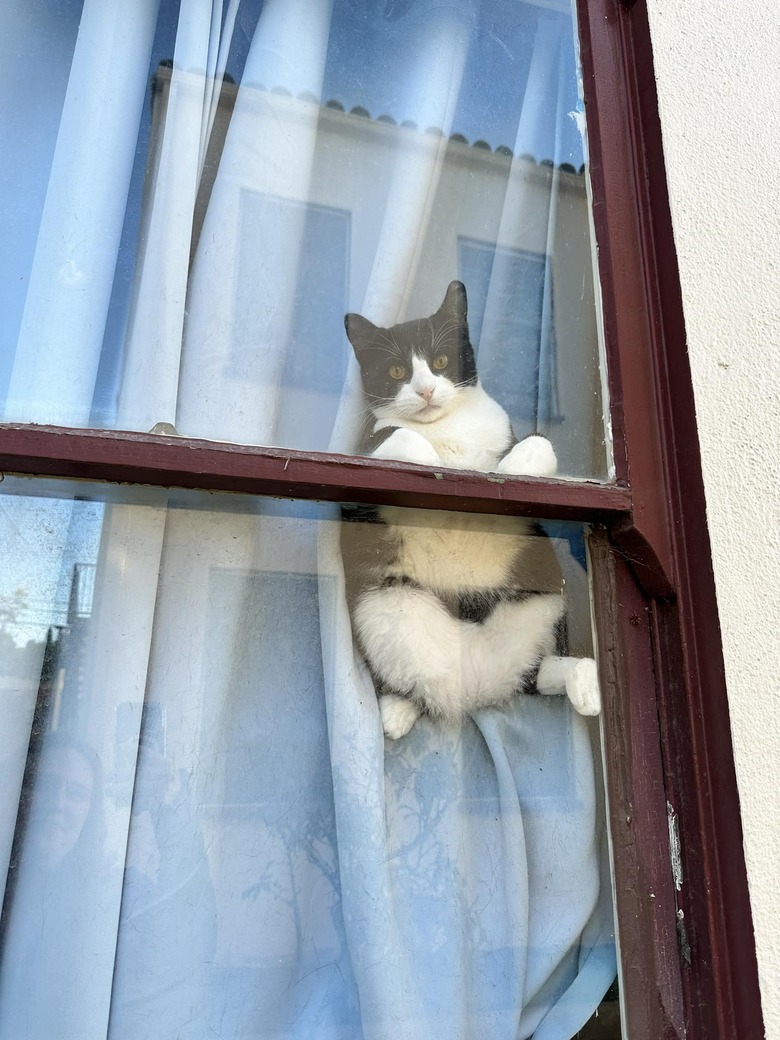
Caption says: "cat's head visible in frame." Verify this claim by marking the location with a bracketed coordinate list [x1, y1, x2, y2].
[345, 280, 478, 425]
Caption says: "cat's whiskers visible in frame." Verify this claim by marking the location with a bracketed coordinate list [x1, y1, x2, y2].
[431, 316, 461, 354]
[370, 329, 406, 360]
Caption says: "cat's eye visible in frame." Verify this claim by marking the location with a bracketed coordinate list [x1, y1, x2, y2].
[432, 354, 448, 370]
[388, 364, 406, 380]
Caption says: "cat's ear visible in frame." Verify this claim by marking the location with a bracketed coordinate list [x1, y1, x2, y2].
[344, 313, 379, 356]
[438, 281, 477, 384]
[439, 280, 468, 322]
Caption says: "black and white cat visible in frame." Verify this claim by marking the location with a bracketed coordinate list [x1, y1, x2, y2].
[344, 280, 600, 739]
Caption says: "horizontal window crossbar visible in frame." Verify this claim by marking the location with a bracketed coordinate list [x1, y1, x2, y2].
[0, 424, 631, 520]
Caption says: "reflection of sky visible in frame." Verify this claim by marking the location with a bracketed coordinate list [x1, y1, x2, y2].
[227, 0, 582, 161]
[322, 0, 582, 163]
[0, 0, 179, 423]
[0, 0, 84, 415]
[0, 488, 103, 646]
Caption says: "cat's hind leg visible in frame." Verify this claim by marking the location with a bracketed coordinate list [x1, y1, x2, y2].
[537, 655, 601, 716]
[378, 694, 423, 740]
[354, 582, 471, 726]
[462, 593, 564, 710]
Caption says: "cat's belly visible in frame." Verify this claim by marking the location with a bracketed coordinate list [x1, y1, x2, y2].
[381, 507, 530, 592]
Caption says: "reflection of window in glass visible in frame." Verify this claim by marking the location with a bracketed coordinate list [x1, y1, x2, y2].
[0, 481, 616, 1039]
[1, 0, 608, 479]
[234, 194, 352, 450]
[459, 240, 560, 428]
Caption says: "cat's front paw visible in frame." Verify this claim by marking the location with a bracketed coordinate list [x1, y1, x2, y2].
[372, 428, 442, 467]
[564, 658, 601, 716]
[496, 435, 557, 478]
[379, 694, 422, 740]
[536, 655, 601, 715]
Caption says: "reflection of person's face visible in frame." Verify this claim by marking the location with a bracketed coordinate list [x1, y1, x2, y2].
[29, 747, 94, 868]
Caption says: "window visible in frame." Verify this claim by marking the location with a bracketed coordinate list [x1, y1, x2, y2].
[0, 1, 762, 1038]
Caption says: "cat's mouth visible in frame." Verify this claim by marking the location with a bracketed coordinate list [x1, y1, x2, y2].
[413, 401, 443, 421]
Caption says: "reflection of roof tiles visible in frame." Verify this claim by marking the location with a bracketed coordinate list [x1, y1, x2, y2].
[321, 98, 585, 173]
[152, 65, 584, 173]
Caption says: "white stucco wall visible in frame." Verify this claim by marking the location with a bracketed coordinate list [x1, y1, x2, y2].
[645, 3, 780, 1035]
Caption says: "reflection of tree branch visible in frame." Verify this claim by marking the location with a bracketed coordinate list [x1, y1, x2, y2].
[390, 793, 449, 875]
[292, 814, 346, 960]
[241, 807, 345, 965]
[0, 585, 28, 631]
[241, 854, 280, 902]
[382, 737, 506, 952]
[384, 748, 457, 882]
[242, 839, 307, 962]
[305, 837, 338, 891]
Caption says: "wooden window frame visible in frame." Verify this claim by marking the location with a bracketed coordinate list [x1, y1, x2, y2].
[0, 1, 763, 1037]
[579, 2, 763, 1037]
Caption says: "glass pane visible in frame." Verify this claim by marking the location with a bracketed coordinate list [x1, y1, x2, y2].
[0, 476, 621, 1038]
[1, 0, 609, 479]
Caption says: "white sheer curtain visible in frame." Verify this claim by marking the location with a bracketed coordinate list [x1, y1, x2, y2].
[0, 1, 616, 1037]
[4, 0, 162, 427]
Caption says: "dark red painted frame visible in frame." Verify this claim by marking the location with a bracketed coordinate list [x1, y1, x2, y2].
[578, 1, 763, 1038]
[0, 424, 630, 522]
[0, 1, 763, 1037]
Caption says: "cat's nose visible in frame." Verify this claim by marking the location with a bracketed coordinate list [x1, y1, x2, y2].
[417, 387, 435, 402]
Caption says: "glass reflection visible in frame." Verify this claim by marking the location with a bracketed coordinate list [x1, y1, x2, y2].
[1, 0, 609, 478]
[0, 478, 620, 1038]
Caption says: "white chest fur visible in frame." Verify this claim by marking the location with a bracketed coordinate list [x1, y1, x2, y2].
[374, 382, 535, 592]
[381, 507, 532, 594]
[376, 384, 511, 472]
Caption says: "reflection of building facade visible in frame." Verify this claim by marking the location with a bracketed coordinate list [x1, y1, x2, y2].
[151, 66, 606, 477]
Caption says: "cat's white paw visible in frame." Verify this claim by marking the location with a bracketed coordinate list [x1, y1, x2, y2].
[372, 428, 442, 467]
[537, 655, 601, 715]
[379, 694, 422, 740]
[496, 435, 557, 478]
[564, 657, 601, 716]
